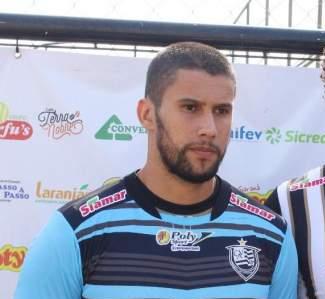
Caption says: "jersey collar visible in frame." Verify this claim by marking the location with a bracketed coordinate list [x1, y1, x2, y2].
[124, 171, 231, 221]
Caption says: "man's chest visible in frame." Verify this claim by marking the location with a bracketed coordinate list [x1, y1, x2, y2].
[79, 226, 280, 299]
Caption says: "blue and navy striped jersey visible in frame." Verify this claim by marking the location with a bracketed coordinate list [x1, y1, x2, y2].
[14, 172, 298, 299]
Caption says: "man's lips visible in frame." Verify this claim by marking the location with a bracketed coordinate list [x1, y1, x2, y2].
[188, 146, 218, 159]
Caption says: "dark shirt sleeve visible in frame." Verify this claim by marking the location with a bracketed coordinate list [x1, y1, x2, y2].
[264, 188, 282, 215]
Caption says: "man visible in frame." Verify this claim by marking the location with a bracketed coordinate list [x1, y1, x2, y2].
[265, 54, 325, 299]
[266, 166, 325, 299]
[266, 54, 325, 299]
[15, 42, 298, 299]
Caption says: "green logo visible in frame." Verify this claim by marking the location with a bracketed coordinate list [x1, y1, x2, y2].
[265, 127, 282, 144]
[86, 195, 99, 206]
[0, 102, 9, 123]
[95, 115, 131, 141]
[79, 184, 89, 190]
[95, 115, 146, 141]
[236, 194, 248, 203]
[103, 177, 121, 187]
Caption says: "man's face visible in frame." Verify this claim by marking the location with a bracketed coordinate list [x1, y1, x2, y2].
[154, 69, 235, 183]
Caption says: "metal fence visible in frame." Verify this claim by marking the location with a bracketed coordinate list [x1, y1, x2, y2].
[0, 4, 324, 67]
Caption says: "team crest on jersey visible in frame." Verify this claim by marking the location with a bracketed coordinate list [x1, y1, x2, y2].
[156, 229, 213, 252]
[226, 238, 261, 281]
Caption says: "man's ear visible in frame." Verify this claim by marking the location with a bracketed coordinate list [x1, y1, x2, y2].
[137, 98, 156, 131]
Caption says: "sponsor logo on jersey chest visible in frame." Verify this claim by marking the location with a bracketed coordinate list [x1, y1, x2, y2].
[156, 229, 213, 252]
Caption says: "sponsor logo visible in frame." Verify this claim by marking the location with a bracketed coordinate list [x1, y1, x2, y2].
[103, 177, 121, 188]
[265, 127, 282, 144]
[156, 230, 171, 245]
[231, 126, 262, 142]
[238, 184, 272, 204]
[226, 238, 261, 281]
[35, 182, 90, 203]
[246, 190, 273, 205]
[156, 229, 213, 252]
[0, 102, 26, 121]
[230, 193, 275, 221]
[284, 130, 325, 144]
[0, 120, 33, 140]
[231, 124, 325, 145]
[0, 102, 9, 122]
[95, 114, 146, 141]
[238, 184, 261, 193]
[79, 189, 127, 217]
[38, 108, 84, 139]
[0, 180, 30, 201]
[265, 127, 325, 145]
[0, 244, 27, 272]
[0, 102, 33, 141]
[289, 176, 325, 191]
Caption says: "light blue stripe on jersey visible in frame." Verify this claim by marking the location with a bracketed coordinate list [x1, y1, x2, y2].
[217, 211, 285, 237]
[76, 206, 284, 236]
[161, 210, 284, 237]
[75, 202, 155, 233]
[83, 284, 268, 299]
[77, 224, 282, 245]
[159, 211, 211, 224]
[76, 206, 284, 242]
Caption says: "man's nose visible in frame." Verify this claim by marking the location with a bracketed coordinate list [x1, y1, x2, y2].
[197, 114, 217, 138]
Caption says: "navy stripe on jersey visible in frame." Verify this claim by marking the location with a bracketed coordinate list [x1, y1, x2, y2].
[290, 188, 316, 298]
[79, 233, 277, 289]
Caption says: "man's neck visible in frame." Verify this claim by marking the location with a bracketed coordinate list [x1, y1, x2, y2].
[137, 164, 217, 205]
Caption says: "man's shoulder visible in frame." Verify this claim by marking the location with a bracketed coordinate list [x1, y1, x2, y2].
[283, 165, 325, 192]
[264, 165, 325, 214]
[58, 177, 130, 230]
[228, 185, 287, 233]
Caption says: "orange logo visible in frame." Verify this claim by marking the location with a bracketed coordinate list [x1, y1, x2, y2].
[0, 244, 27, 272]
[156, 230, 171, 245]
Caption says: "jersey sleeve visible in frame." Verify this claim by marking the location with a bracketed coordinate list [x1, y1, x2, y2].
[14, 211, 83, 299]
[268, 226, 298, 299]
[264, 188, 282, 215]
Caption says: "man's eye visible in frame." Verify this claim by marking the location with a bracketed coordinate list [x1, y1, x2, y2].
[184, 104, 197, 112]
[215, 107, 230, 115]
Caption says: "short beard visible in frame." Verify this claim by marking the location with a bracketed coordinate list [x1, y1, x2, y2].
[155, 112, 227, 184]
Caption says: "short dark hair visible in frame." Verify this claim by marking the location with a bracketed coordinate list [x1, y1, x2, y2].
[145, 41, 236, 107]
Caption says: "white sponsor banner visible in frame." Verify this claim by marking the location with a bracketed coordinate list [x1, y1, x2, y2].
[0, 47, 323, 298]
